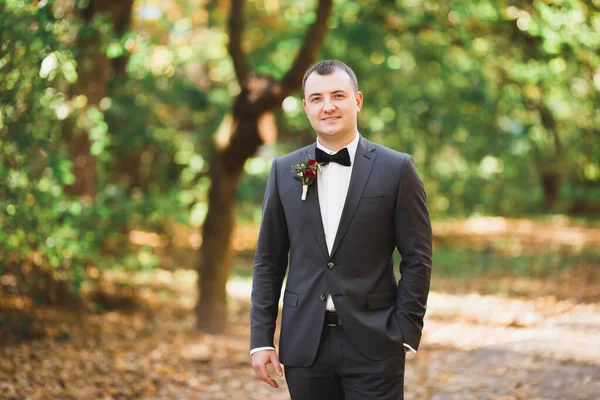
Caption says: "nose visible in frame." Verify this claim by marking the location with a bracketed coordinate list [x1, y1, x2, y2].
[323, 98, 335, 112]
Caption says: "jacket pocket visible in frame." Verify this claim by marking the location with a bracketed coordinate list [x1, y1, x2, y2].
[283, 290, 299, 307]
[359, 194, 392, 205]
[367, 291, 396, 309]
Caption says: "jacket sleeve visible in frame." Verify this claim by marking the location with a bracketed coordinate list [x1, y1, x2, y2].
[394, 155, 433, 351]
[250, 157, 290, 350]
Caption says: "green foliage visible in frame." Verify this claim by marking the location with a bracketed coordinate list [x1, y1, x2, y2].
[1, 3, 83, 285]
[275, 0, 600, 216]
[2, 0, 599, 309]
[0, 1, 183, 305]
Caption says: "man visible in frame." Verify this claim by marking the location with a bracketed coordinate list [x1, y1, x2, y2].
[250, 60, 432, 399]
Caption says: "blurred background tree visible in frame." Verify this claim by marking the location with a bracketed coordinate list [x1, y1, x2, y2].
[195, 0, 332, 332]
[1, 0, 599, 335]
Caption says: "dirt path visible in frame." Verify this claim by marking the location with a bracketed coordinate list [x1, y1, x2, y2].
[2, 217, 600, 398]
[2, 284, 599, 399]
[407, 293, 600, 399]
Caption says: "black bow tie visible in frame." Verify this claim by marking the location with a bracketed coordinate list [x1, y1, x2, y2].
[315, 147, 351, 167]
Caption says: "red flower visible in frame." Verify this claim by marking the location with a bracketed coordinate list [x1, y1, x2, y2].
[291, 157, 320, 200]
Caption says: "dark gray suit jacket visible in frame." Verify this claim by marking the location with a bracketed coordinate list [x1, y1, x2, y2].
[250, 136, 432, 367]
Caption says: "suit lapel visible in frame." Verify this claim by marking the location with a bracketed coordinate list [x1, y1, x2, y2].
[301, 144, 329, 259]
[330, 137, 377, 258]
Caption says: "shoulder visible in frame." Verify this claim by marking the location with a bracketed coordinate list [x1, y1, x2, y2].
[272, 143, 315, 169]
[362, 138, 419, 181]
[364, 138, 412, 166]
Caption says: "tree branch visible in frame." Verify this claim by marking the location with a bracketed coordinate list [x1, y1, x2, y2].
[539, 103, 562, 156]
[228, 0, 249, 87]
[261, 0, 333, 110]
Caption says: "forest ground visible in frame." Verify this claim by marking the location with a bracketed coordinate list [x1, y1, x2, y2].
[1, 217, 599, 399]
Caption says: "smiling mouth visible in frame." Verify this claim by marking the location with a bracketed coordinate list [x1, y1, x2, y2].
[321, 116, 340, 121]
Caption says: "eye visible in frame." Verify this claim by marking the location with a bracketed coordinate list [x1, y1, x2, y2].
[335, 94, 345, 99]
[310, 97, 321, 103]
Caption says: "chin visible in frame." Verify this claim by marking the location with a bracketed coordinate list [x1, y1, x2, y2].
[320, 125, 342, 134]
[320, 130, 341, 138]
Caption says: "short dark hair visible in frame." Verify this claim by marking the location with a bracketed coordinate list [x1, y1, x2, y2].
[302, 60, 358, 96]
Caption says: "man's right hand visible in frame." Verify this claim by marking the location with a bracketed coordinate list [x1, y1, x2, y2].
[251, 349, 283, 388]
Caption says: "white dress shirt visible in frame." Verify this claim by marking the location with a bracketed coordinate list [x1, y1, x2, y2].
[316, 134, 359, 311]
[251, 133, 415, 355]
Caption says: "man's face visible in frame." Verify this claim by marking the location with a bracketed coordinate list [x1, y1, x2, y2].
[303, 69, 363, 145]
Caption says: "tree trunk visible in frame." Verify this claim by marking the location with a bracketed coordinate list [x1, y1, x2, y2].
[539, 169, 561, 212]
[64, 0, 134, 198]
[194, 0, 333, 333]
[536, 104, 562, 212]
[195, 165, 240, 332]
[196, 114, 262, 332]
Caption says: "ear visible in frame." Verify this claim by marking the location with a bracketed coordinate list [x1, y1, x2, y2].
[302, 98, 307, 112]
[356, 91, 363, 112]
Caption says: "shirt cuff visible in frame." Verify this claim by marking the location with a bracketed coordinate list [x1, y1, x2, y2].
[250, 346, 276, 356]
[252, 345, 414, 355]
[403, 343, 417, 354]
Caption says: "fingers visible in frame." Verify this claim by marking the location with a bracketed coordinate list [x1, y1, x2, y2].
[256, 363, 279, 388]
[252, 351, 280, 388]
[270, 352, 283, 377]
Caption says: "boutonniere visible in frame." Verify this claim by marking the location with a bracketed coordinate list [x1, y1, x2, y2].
[291, 158, 320, 201]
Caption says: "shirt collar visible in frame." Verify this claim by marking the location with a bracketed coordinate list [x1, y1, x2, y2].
[316, 133, 360, 165]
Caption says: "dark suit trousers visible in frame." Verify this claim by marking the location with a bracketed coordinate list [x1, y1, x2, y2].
[284, 325, 405, 400]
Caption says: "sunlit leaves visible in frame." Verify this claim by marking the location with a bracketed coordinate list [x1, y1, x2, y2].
[0, 0, 168, 304]
[2, 0, 599, 310]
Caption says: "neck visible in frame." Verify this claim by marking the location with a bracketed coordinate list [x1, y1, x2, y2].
[317, 131, 357, 152]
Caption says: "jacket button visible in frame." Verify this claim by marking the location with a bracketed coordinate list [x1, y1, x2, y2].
[320, 294, 326, 301]
[327, 262, 334, 269]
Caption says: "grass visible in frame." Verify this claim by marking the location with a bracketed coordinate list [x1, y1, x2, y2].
[231, 247, 600, 301]
[430, 248, 599, 278]
[233, 248, 600, 278]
